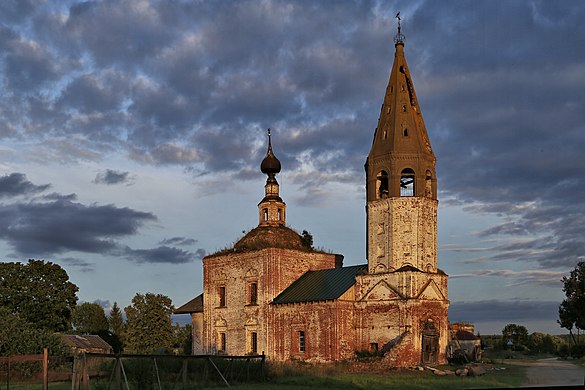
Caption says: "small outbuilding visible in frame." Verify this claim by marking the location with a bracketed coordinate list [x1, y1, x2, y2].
[61, 334, 113, 355]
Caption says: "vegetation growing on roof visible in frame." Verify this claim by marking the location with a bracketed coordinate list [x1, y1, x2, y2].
[207, 226, 330, 257]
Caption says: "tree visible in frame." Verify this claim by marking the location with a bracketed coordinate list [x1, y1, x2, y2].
[109, 302, 125, 336]
[171, 323, 193, 355]
[558, 262, 585, 344]
[124, 293, 174, 354]
[0, 307, 69, 356]
[72, 302, 109, 334]
[0, 259, 78, 331]
[301, 230, 313, 249]
[502, 323, 529, 351]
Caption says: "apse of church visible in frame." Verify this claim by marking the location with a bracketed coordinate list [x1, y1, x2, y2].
[183, 21, 449, 367]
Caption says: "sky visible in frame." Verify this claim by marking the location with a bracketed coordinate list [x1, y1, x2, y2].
[0, 0, 584, 335]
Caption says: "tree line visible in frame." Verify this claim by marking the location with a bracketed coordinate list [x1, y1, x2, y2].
[0, 259, 191, 356]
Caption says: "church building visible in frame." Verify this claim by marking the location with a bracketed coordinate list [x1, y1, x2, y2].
[176, 25, 449, 367]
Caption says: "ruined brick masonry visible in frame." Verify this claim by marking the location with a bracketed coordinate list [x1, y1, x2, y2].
[179, 31, 449, 367]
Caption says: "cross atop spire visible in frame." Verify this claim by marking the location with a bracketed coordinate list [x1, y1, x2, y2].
[394, 11, 405, 45]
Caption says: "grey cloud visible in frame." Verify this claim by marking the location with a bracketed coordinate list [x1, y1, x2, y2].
[60, 257, 95, 273]
[449, 300, 559, 323]
[123, 245, 196, 264]
[159, 237, 198, 246]
[0, 173, 50, 198]
[0, 199, 156, 256]
[93, 169, 133, 186]
[0, 1, 583, 272]
[42, 192, 78, 201]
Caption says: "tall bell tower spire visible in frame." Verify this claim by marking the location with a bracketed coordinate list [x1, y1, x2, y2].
[365, 18, 438, 274]
[258, 128, 286, 226]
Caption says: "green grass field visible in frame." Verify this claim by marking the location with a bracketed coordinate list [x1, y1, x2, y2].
[205, 363, 526, 390]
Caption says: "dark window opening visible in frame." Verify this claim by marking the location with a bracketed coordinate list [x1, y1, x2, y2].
[277, 208, 282, 220]
[251, 332, 258, 354]
[377, 171, 389, 199]
[219, 332, 226, 353]
[400, 168, 415, 197]
[403, 128, 408, 137]
[299, 331, 306, 353]
[218, 286, 226, 307]
[402, 104, 406, 112]
[249, 282, 258, 305]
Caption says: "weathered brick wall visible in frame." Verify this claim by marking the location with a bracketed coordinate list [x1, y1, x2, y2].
[367, 197, 438, 274]
[270, 300, 356, 362]
[202, 248, 339, 356]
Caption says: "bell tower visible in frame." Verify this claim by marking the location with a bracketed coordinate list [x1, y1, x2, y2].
[365, 22, 438, 274]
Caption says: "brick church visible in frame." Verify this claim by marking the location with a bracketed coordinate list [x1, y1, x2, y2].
[176, 26, 450, 367]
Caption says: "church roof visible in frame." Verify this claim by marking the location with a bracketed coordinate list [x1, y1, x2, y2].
[260, 129, 281, 175]
[174, 293, 203, 314]
[233, 225, 310, 253]
[367, 34, 435, 163]
[272, 264, 368, 305]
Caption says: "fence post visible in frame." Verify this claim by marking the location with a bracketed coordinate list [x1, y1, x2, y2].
[71, 355, 78, 390]
[82, 353, 89, 390]
[7, 356, 10, 390]
[43, 348, 49, 390]
[115, 357, 121, 390]
[182, 359, 188, 389]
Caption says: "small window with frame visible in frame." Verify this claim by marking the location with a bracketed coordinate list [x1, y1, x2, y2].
[299, 330, 306, 353]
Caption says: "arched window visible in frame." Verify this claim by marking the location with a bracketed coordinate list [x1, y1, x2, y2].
[376, 171, 389, 199]
[263, 208, 268, 221]
[400, 168, 415, 196]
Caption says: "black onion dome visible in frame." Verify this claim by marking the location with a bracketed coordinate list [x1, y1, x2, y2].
[260, 130, 281, 174]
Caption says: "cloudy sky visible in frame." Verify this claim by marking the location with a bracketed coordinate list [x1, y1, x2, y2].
[0, 0, 583, 335]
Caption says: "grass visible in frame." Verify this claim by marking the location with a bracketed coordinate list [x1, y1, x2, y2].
[204, 362, 526, 390]
[0, 382, 71, 390]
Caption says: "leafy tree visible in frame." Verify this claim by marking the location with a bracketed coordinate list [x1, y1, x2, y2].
[301, 230, 313, 249]
[502, 323, 529, 351]
[124, 293, 174, 354]
[72, 302, 109, 334]
[0, 259, 78, 331]
[172, 323, 193, 355]
[0, 307, 69, 356]
[558, 261, 585, 344]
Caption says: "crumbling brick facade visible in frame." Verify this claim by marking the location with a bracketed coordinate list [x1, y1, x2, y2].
[190, 31, 449, 367]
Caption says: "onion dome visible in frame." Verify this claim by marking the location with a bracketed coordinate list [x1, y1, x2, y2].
[260, 128, 281, 175]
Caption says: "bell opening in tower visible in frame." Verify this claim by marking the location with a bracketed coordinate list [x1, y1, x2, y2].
[400, 168, 415, 196]
[376, 170, 389, 199]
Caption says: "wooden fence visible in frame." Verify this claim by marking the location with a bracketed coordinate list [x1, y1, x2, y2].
[73, 352, 266, 389]
[0, 348, 49, 390]
[0, 351, 265, 389]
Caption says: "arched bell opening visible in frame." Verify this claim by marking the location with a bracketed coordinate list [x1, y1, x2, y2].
[377, 170, 389, 199]
[400, 168, 415, 197]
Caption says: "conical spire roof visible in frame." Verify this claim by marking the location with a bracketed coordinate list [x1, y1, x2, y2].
[368, 37, 435, 163]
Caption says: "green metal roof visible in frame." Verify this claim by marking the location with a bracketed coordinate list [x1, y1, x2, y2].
[271, 264, 368, 305]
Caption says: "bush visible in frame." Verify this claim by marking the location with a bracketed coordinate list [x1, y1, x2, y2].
[355, 349, 384, 360]
[571, 344, 585, 358]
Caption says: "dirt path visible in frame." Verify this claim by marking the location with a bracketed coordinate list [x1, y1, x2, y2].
[517, 358, 585, 387]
